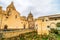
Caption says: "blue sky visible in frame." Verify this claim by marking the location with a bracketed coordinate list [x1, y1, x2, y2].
[0, 0, 60, 18]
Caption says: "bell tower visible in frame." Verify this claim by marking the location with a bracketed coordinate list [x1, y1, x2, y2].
[7, 2, 16, 10]
[6, 2, 16, 16]
[27, 12, 35, 29]
[27, 12, 33, 21]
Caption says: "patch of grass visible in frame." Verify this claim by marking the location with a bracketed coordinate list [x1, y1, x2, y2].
[19, 31, 60, 40]
[57, 34, 60, 40]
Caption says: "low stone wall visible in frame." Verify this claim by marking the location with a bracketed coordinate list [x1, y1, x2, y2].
[0, 29, 35, 38]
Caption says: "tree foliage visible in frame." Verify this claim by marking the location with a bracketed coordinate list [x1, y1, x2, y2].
[56, 22, 60, 27]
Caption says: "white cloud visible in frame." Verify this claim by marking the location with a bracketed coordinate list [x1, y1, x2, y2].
[0, 0, 60, 18]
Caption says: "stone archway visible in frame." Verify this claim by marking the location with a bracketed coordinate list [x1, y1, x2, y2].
[50, 22, 56, 29]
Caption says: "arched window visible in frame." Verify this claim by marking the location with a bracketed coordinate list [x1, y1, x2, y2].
[42, 19, 44, 22]
[7, 9, 11, 16]
[47, 26, 50, 28]
[15, 15, 17, 18]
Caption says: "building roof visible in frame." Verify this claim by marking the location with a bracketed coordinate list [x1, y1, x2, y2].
[28, 12, 33, 17]
[20, 16, 27, 21]
[7, 2, 16, 10]
[38, 14, 60, 18]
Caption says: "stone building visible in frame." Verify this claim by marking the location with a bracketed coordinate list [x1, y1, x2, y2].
[35, 18, 49, 35]
[0, 2, 60, 35]
[36, 14, 60, 35]
[0, 2, 28, 29]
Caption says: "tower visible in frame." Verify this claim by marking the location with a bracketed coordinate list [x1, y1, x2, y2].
[27, 12, 35, 29]
[7, 2, 16, 10]
[6, 2, 16, 16]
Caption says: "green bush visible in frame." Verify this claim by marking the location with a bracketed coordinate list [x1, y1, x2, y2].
[56, 22, 60, 27]
[48, 33, 57, 40]
[50, 28, 58, 34]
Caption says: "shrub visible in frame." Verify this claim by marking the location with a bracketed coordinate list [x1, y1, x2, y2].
[48, 33, 57, 40]
[56, 22, 60, 27]
[50, 28, 58, 34]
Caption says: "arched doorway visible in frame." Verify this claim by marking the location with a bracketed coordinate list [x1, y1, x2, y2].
[50, 22, 56, 29]
[4, 25, 8, 30]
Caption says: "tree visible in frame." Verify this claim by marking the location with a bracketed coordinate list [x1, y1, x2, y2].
[56, 22, 60, 27]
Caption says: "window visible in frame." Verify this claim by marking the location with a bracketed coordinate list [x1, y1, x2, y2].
[6, 17, 8, 19]
[46, 20, 48, 21]
[55, 19, 57, 20]
[42, 19, 44, 22]
[7, 9, 11, 16]
[47, 26, 50, 28]
[15, 15, 17, 18]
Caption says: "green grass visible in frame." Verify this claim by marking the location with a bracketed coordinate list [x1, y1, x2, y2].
[57, 34, 60, 40]
[1, 31, 60, 40]
[20, 33, 48, 40]
[18, 31, 60, 40]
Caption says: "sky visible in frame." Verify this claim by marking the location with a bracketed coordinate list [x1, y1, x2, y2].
[0, 0, 60, 18]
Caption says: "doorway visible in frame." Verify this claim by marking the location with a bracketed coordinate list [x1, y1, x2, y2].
[4, 25, 8, 30]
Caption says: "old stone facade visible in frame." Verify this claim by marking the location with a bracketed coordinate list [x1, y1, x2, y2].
[27, 12, 35, 29]
[35, 14, 60, 35]
[0, 2, 29, 29]
[0, 2, 60, 35]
